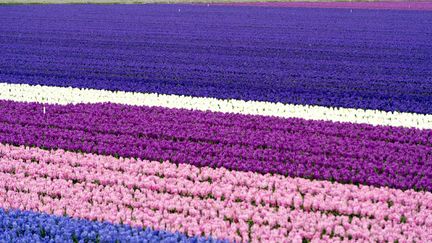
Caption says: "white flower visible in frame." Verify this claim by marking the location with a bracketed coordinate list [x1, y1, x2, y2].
[0, 82, 431, 129]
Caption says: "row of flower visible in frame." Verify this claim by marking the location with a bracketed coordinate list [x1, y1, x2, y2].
[2, 4, 431, 114]
[1, 100, 431, 192]
[0, 208, 220, 242]
[1, 144, 431, 242]
[220, 2, 432, 11]
[1, 83, 431, 129]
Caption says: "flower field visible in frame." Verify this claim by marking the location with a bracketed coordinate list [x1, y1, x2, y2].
[0, 2, 432, 242]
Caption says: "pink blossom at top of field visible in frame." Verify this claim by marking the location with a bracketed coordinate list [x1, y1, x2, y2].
[213, 1, 432, 11]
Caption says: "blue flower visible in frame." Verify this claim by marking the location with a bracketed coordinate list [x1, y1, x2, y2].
[0, 209, 227, 243]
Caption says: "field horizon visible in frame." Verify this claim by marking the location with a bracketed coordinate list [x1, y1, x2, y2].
[2, 0, 429, 5]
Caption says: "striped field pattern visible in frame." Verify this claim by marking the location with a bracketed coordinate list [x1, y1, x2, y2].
[0, 3, 432, 242]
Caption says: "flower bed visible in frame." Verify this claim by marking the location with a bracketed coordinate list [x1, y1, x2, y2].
[0, 3, 431, 242]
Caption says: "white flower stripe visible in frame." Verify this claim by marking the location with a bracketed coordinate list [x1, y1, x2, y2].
[1, 82, 431, 129]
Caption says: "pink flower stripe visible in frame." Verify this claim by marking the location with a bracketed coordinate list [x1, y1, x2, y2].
[0, 144, 431, 242]
[213, 1, 432, 11]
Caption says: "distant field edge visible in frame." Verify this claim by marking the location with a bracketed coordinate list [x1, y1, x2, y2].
[1, 0, 427, 5]
[2, 1, 432, 13]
